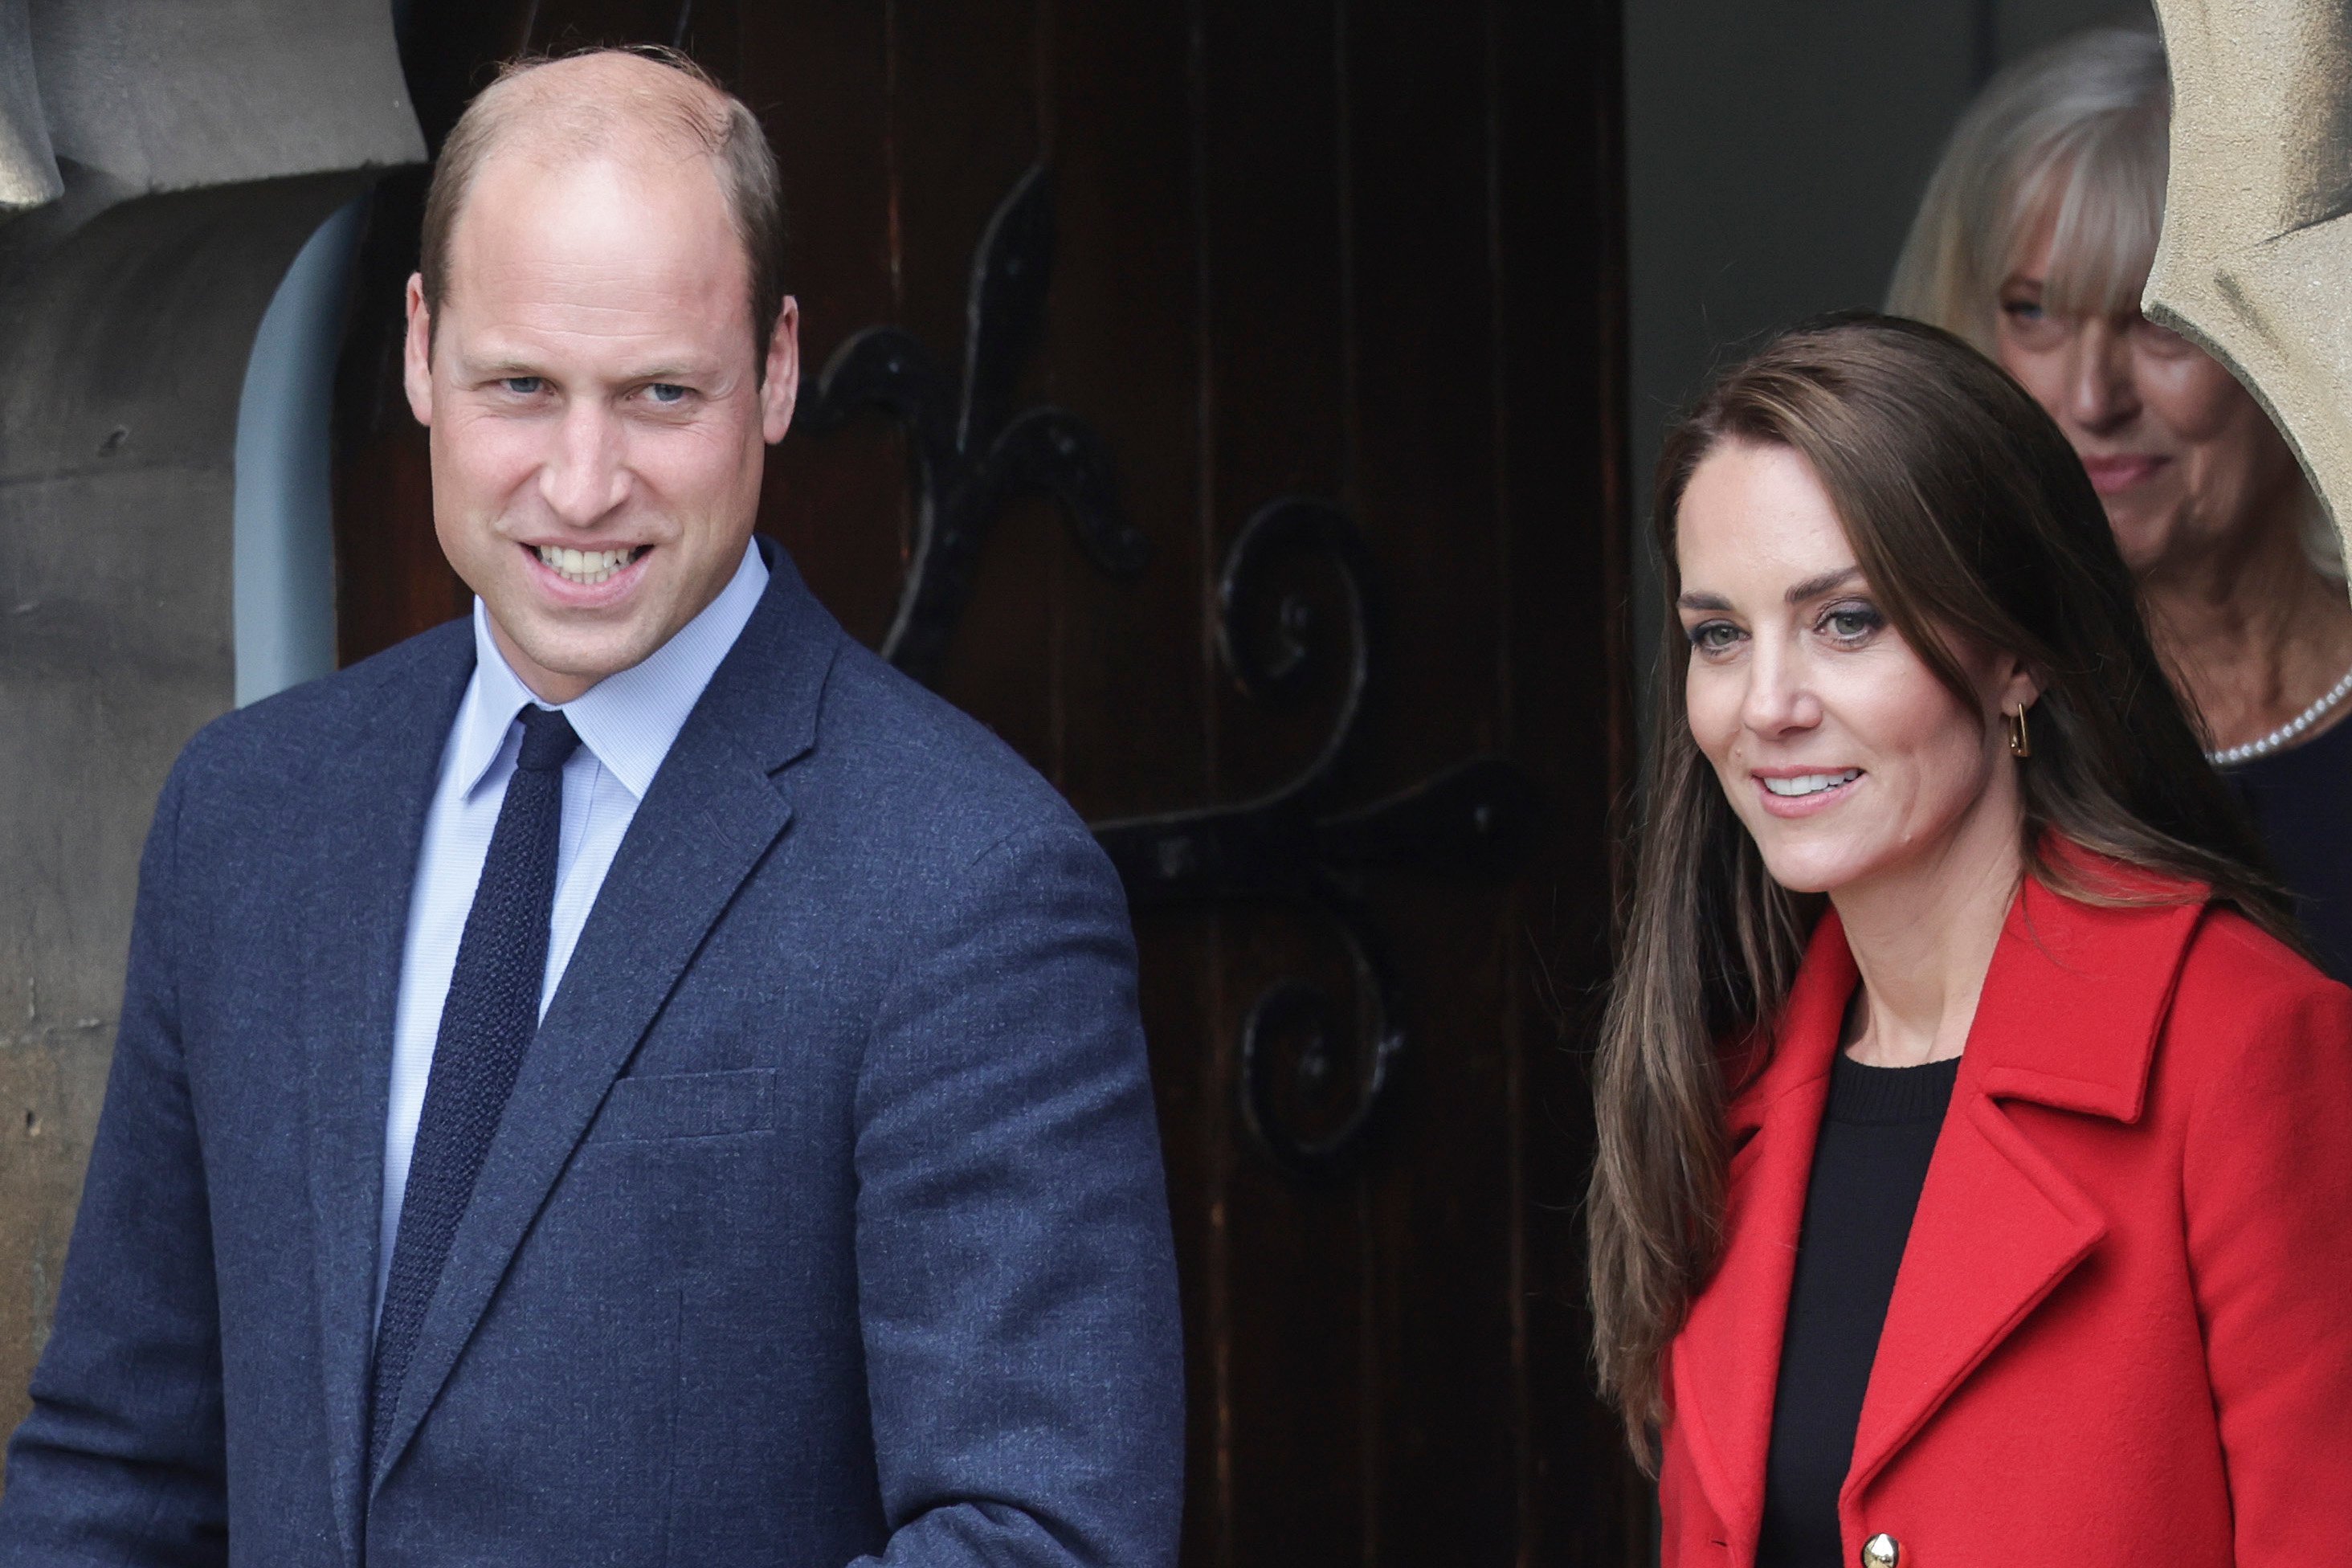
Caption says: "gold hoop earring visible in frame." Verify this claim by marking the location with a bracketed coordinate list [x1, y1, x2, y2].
[2007, 705, 2031, 759]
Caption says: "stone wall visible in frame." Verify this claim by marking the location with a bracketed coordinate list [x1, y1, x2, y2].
[0, 0, 420, 1449]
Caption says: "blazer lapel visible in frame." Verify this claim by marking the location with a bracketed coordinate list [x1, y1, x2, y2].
[299, 624, 477, 1566]
[366, 553, 839, 1492]
[1839, 1089, 2104, 1500]
[1672, 913, 1854, 1557]
[1843, 870, 2202, 1500]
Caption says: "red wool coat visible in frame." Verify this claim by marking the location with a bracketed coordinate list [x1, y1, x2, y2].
[1658, 863, 2352, 1567]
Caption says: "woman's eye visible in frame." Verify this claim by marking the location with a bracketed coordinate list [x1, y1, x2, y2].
[1687, 620, 1742, 655]
[2131, 314, 2193, 355]
[1820, 605, 1882, 643]
[2000, 297, 2044, 324]
[646, 383, 689, 405]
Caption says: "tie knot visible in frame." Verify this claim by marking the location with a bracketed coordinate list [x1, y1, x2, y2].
[514, 705, 582, 774]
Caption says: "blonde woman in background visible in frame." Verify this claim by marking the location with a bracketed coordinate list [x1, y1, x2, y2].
[1889, 25, 2352, 978]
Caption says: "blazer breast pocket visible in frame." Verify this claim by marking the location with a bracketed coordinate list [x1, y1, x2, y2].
[590, 1068, 778, 1143]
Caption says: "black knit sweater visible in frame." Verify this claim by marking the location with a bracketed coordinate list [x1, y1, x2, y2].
[1755, 1051, 1961, 1567]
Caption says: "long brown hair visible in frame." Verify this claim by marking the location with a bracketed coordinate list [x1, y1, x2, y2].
[1586, 313, 2295, 1464]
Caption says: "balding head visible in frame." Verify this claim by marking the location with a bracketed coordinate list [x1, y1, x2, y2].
[419, 47, 786, 375]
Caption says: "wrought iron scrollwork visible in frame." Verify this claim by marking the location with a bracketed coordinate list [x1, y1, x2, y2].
[802, 169, 1539, 1182]
[1093, 498, 1542, 1180]
[800, 162, 1146, 685]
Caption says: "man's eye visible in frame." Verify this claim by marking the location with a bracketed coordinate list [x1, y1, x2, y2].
[501, 377, 545, 395]
[646, 383, 689, 405]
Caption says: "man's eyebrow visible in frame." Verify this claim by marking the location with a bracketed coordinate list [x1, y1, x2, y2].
[1786, 566, 1862, 604]
[455, 358, 711, 383]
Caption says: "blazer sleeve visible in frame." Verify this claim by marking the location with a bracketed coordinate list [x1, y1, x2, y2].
[0, 753, 230, 1567]
[2180, 973, 2352, 1558]
[847, 819, 1185, 1568]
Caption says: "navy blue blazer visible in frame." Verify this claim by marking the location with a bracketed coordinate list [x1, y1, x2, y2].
[0, 545, 1184, 1567]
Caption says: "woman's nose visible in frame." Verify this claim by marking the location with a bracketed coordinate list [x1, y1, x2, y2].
[2064, 318, 2141, 435]
[1741, 639, 1818, 736]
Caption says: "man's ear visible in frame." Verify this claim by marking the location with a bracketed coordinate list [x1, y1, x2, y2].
[403, 274, 435, 427]
[759, 296, 801, 445]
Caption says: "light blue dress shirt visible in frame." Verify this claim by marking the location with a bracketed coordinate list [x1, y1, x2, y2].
[378, 541, 769, 1309]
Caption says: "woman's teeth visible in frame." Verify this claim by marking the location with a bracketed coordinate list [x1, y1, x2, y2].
[537, 545, 639, 586]
[1762, 770, 1860, 798]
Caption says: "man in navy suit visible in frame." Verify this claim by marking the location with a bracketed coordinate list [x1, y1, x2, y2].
[0, 47, 1183, 1568]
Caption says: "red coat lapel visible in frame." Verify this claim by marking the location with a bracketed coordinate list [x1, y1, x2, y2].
[1672, 912, 1856, 1555]
[1845, 865, 2203, 1499]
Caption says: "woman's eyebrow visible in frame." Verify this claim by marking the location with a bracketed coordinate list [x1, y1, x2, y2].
[1786, 566, 1862, 604]
[1676, 590, 1733, 611]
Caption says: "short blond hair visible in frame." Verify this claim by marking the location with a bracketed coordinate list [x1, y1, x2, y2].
[419, 46, 786, 371]
[1888, 25, 2167, 354]
[1891, 24, 2340, 575]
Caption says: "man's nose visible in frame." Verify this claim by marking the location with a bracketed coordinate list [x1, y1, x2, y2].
[538, 402, 630, 525]
[2064, 318, 2140, 435]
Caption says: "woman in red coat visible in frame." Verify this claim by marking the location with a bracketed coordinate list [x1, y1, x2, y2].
[1587, 315, 2352, 1567]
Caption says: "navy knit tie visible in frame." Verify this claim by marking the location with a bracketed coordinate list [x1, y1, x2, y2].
[369, 704, 580, 1476]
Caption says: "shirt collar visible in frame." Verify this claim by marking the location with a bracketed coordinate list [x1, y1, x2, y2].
[452, 538, 770, 800]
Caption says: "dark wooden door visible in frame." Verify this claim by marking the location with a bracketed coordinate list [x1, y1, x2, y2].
[333, 4, 1639, 1562]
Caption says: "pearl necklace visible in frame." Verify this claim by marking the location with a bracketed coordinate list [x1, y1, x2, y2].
[2205, 661, 2352, 767]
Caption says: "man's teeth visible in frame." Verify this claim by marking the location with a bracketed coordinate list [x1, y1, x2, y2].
[1762, 770, 1861, 798]
[537, 545, 639, 586]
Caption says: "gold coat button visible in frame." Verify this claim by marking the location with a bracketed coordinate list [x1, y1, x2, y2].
[1861, 1533, 1901, 1567]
